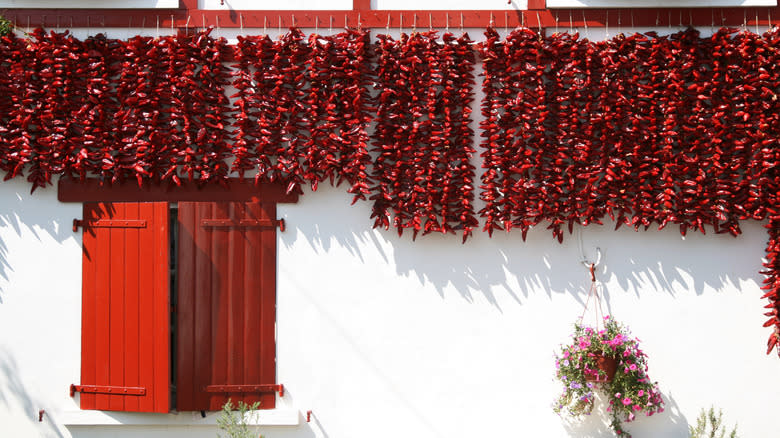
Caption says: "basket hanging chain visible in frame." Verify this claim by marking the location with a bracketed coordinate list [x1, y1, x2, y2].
[578, 263, 606, 331]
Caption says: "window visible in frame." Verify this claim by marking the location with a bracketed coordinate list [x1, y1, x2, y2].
[71, 199, 282, 412]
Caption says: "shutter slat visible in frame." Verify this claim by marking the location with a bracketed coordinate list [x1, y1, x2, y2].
[152, 203, 170, 412]
[258, 203, 277, 410]
[79, 202, 169, 413]
[176, 203, 197, 411]
[108, 203, 126, 411]
[124, 203, 140, 412]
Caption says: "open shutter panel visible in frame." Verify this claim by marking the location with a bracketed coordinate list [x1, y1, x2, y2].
[177, 202, 277, 411]
[79, 202, 170, 413]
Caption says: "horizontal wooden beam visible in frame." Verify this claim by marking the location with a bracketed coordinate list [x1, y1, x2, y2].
[4, 7, 780, 30]
[58, 178, 300, 204]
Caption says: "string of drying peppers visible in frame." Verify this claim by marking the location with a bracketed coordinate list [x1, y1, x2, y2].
[304, 28, 373, 202]
[371, 31, 478, 242]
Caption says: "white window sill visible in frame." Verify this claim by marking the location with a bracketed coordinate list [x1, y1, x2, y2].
[61, 409, 300, 426]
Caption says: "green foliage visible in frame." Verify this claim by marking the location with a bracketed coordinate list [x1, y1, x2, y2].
[689, 407, 738, 438]
[216, 399, 262, 438]
[554, 316, 664, 438]
[0, 15, 12, 37]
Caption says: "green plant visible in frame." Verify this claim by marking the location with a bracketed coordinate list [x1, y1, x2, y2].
[0, 15, 12, 37]
[689, 406, 738, 438]
[554, 316, 664, 438]
[216, 399, 262, 438]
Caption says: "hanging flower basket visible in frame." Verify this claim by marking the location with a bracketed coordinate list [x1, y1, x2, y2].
[554, 316, 664, 438]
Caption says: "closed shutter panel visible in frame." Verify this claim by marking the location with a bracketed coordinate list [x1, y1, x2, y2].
[79, 202, 170, 412]
[177, 202, 277, 411]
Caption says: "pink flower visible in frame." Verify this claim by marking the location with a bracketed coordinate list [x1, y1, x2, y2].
[637, 390, 644, 397]
[633, 404, 642, 411]
[630, 363, 637, 371]
[628, 413, 635, 422]
[622, 397, 632, 406]
[615, 393, 621, 398]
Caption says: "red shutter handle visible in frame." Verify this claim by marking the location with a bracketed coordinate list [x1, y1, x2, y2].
[277, 219, 286, 232]
[73, 219, 83, 232]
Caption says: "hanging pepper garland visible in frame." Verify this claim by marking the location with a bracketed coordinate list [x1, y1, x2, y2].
[304, 28, 373, 202]
[0, 26, 778, 355]
[372, 31, 478, 242]
[0, 31, 29, 181]
[231, 29, 310, 194]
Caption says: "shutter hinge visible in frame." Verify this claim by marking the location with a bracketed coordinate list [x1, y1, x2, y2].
[204, 384, 284, 397]
[201, 218, 285, 231]
[73, 219, 147, 232]
[70, 384, 146, 396]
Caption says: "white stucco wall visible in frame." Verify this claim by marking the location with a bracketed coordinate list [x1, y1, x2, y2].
[0, 18, 779, 438]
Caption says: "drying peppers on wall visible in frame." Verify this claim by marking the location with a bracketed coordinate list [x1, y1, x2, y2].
[372, 31, 478, 242]
[0, 26, 777, 356]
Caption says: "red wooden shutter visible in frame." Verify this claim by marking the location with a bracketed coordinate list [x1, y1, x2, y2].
[79, 202, 170, 412]
[177, 202, 277, 411]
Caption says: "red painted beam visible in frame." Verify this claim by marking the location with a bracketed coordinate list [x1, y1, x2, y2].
[4, 7, 780, 29]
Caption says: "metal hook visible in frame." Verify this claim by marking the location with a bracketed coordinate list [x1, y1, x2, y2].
[240, 13, 243, 31]
[582, 11, 588, 37]
[569, 10, 573, 33]
[606, 10, 609, 39]
[581, 247, 602, 269]
[386, 14, 390, 31]
[554, 11, 559, 34]
[536, 11, 541, 34]
[460, 12, 463, 30]
[171, 14, 174, 33]
[756, 10, 760, 34]
[186, 15, 191, 35]
[430, 13, 433, 31]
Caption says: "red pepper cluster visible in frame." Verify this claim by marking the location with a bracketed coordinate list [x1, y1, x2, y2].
[232, 29, 309, 194]
[111, 29, 233, 186]
[304, 28, 373, 202]
[0, 28, 233, 190]
[233, 28, 374, 198]
[0, 29, 96, 190]
[480, 27, 780, 354]
[372, 31, 478, 242]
